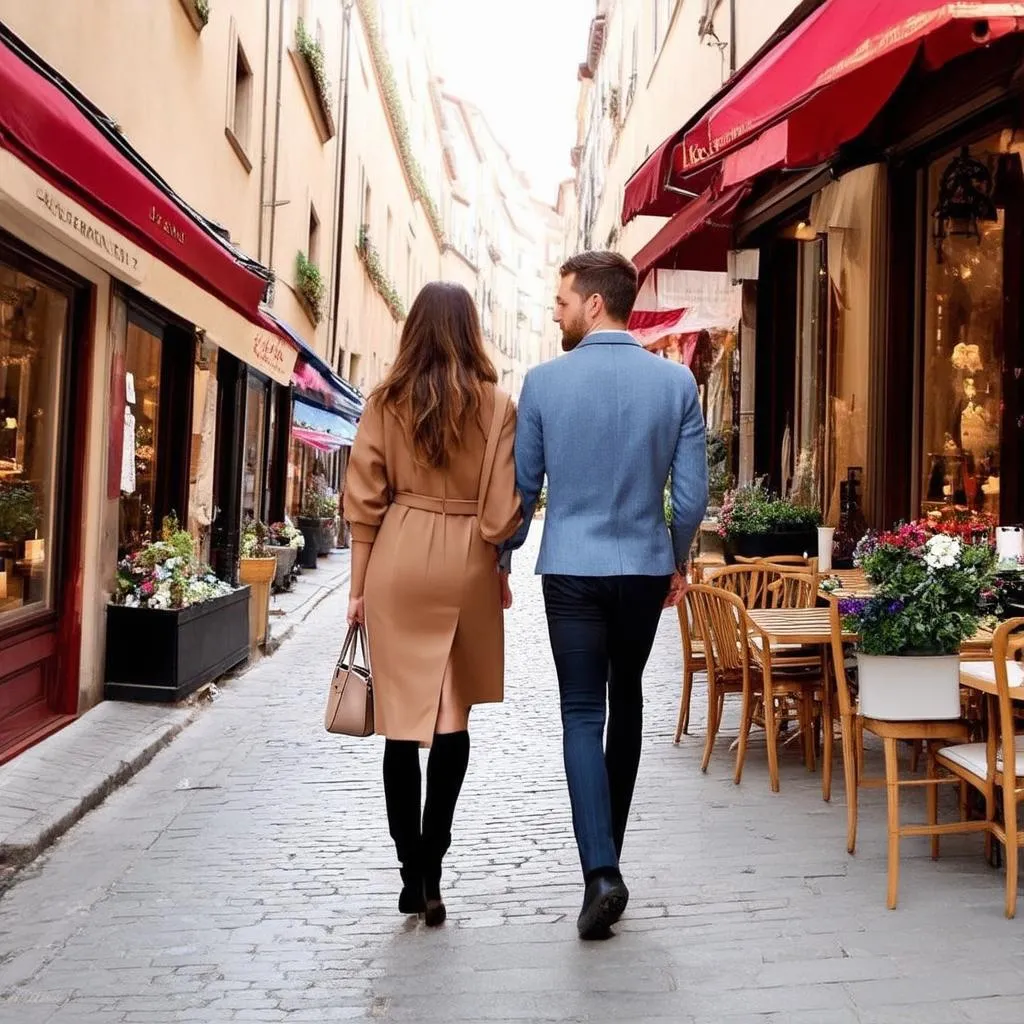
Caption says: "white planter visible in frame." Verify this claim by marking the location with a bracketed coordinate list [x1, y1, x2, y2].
[856, 653, 961, 721]
[817, 526, 835, 572]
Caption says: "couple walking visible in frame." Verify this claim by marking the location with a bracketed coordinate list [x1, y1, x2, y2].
[343, 250, 708, 939]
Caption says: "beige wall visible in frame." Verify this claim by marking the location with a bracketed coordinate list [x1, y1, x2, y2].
[573, 0, 803, 259]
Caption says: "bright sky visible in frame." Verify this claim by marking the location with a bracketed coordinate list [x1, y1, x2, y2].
[426, 0, 595, 205]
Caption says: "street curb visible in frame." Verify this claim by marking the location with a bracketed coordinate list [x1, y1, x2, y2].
[0, 708, 197, 875]
[0, 566, 350, 881]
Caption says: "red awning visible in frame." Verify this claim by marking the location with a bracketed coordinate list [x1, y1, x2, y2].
[627, 308, 689, 345]
[622, 134, 688, 223]
[0, 39, 270, 319]
[292, 426, 344, 453]
[675, 1, 1024, 180]
[632, 184, 749, 280]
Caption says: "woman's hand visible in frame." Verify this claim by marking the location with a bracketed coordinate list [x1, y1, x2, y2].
[347, 595, 365, 626]
[499, 570, 513, 610]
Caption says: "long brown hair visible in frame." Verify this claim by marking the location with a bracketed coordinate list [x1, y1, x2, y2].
[376, 281, 497, 468]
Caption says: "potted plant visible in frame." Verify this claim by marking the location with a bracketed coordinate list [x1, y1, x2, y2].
[105, 515, 249, 702]
[267, 521, 303, 590]
[0, 482, 40, 557]
[319, 493, 339, 555]
[706, 428, 734, 509]
[239, 519, 276, 648]
[839, 521, 996, 720]
[297, 482, 327, 569]
[716, 481, 821, 562]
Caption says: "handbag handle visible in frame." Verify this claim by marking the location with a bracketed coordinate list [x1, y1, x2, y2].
[337, 622, 371, 672]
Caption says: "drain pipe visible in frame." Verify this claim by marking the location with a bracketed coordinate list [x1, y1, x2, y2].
[257, 0, 273, 263]
[729, 0, 737, 73]
[267, 0, 286, 277]
[329, 0, 354, 368]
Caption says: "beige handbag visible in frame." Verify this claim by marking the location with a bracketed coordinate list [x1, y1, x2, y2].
[324, 623, 374, 736]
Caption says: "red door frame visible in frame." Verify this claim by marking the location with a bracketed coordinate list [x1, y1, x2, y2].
[0, 229, 94, 760]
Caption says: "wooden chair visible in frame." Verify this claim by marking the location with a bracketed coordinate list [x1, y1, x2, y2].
[826, 599, 982, 909]
[674, 599, 706, 742]
[935, 618, 1024, 917]
[705, 564, 776, 608]
[685, 585, 759, 776]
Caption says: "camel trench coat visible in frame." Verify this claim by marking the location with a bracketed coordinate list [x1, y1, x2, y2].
[343, 385, 522, 744]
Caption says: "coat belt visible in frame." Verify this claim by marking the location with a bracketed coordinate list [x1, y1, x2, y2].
[392, 492, 477, 515]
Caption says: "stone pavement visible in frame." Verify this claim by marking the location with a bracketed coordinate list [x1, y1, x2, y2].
[0, 551, 350, 877]
[2, 530, 1024, 1022]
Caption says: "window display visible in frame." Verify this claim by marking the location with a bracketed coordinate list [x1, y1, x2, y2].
[922, 134, 1003, 524]
[0, 262, 64, 623]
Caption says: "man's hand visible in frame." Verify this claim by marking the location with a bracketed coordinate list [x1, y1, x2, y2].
[347, 595, 365, 626]
[664, 571, 688, 608]
[499, 570, 513, 610]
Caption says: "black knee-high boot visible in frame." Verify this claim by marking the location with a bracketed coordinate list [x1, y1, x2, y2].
[421, 730, 470, 926]
[383, 739, 424, 914]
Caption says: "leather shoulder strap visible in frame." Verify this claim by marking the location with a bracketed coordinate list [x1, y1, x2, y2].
[477, 389, 508, 517]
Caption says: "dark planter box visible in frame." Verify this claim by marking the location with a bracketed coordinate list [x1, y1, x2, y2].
[104, 587, 250, 703]
[725, 529, 818, 563]
[297, 517, 321, 568]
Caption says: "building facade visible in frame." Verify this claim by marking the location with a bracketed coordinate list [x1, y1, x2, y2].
[575, 0, 1024, 552]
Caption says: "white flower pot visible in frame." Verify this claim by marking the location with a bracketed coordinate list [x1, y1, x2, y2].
[856, 653, 961, 721]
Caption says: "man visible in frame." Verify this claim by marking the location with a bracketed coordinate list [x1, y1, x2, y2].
[505, 250, 708, 940]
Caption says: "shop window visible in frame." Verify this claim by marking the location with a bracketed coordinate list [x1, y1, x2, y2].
[0, 264, 65, 624]
[188, 342, 218, 563]
[241, 374, 269, 522]
[791, 237, 829, 509]
[119, 319, 162, 557]
[922, 134, 1004, 525]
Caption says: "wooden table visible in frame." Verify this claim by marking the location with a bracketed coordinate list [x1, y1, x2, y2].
[744, 607, 995, 801]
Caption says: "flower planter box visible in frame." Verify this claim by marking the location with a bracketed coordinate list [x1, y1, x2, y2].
[239, 557, 276, 648]
[104, 587, 250, 703]
[724, 529, 818, 563]
[267, 544, 298, 590]
[856, 653, 961, 721]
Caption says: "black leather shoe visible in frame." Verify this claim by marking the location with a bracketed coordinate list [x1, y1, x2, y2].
[576, 874, 629, 940]
[398, 866, 425, 914]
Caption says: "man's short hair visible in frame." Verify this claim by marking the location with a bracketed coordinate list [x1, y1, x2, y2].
[560, 250, 639, 322]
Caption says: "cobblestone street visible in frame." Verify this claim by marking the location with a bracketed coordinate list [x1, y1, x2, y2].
[3, 530, 1024, 1023]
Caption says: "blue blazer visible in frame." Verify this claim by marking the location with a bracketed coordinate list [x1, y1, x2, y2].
[507, 329, 708, 576]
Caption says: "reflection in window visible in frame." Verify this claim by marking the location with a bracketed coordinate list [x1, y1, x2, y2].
[922, 134, 1003, 524]
[0, 264, 64, 622]
[241, 374, 268, 522]
[119, 320, 162, 557]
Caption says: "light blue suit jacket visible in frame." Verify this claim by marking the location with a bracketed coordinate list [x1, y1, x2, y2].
[507, 329, 709, 576]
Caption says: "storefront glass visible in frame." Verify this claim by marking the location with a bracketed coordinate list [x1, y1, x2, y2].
[922, 133, 1004, 524]
[188, 344, 218, 563]
[0, 262, 65, 623]
[118, 318, 162, 556]
[241, 373, 268, 522]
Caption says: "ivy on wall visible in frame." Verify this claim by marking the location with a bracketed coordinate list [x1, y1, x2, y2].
[296, 251, 325, 325]
[355, 0, 445, 244]
[296, 18, 332, 112]
[358, 225, 407, 322]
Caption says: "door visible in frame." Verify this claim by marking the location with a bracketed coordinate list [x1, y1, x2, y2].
[0, 234, 88, 762]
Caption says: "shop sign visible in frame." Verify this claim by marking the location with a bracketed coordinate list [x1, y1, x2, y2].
[249, 328, 297, 380]
[0, 149, 150, 284]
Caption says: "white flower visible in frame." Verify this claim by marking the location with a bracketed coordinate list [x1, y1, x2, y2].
[924, 534, 962, 571]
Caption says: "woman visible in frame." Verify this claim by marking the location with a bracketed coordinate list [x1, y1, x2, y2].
[343, 281, 521, 927]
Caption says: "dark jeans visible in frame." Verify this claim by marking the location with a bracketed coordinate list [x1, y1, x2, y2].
[542, 573, 671, 876]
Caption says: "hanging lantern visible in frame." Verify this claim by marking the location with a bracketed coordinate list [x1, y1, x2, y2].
[932, 145, 998, 262]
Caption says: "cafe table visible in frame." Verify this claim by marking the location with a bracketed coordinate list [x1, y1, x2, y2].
[744, 606, 996, 800]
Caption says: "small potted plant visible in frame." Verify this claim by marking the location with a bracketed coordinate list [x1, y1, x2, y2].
[297, 481, 326, 569]
[319, 493, 339, 555]
[239, 519, 276, 648]
[267, 521, 303, 590]
[716, 481, 821, 562]
[840, 521, 996, 720]
[106, 515, 248, 702]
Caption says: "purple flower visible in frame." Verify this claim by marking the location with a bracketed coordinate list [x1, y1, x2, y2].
[886, 600, 904, 615]
[838, 597, 868, 616]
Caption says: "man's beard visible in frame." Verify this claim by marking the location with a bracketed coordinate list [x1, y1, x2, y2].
[560, 316, 587, 352]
